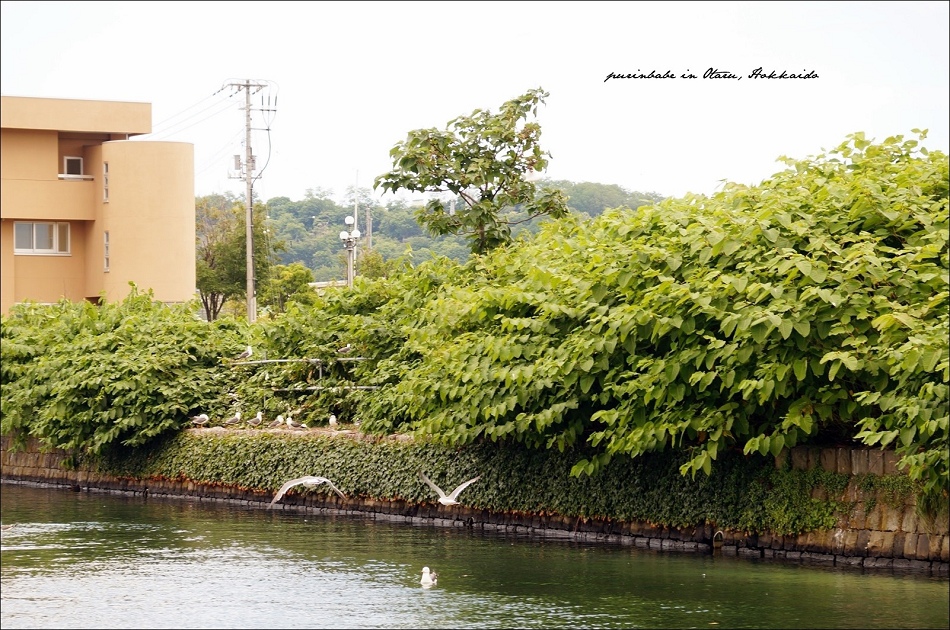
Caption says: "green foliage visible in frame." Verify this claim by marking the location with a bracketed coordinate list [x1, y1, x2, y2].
[94, 430, 887, 536]
[357, 131, 949, 506]
[1, 286, 245, 456]
[374, 87, 570, 254]
[258, 262, 318, 314]
[3, 130, 946, 516]
[196, 193, 278, 321]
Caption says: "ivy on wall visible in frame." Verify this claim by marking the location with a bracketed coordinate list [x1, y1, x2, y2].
[93, 431, 921, 537]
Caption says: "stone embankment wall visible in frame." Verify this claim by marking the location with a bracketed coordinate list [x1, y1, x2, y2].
[2, 435, 947, 577]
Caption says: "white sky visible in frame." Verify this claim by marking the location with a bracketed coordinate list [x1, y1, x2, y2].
[2, 1, 948, 205]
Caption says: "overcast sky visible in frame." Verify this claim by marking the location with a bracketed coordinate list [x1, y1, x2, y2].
[2, 1, 948, 206]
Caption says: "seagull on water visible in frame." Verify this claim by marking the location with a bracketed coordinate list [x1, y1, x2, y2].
[420, 566, 438, 587]
[234, 345, 253, 360]
[190, 413, 210, 426]
[418, 471, 481, 506]
[224, 411, 242, 426]
[268, 476, 346, 508]
[247, 411, 263, 428]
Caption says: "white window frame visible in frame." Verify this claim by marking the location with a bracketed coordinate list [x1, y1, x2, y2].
[64, 156, 83, 176]
[103, 230, 110, 271]
[13, 221, 71, 255]
[103, 161, 109, 202]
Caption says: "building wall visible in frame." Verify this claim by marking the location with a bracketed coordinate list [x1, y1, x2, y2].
[0, 96, 195, 313]
[0, 96, 151, 135]
[87, 141, 196, 304]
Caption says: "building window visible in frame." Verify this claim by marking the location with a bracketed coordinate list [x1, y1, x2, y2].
[104, 231, 111, 271]
[64, 156, 83, 176]
[103, 162, 109, 202]
[13, 221, 70, 255]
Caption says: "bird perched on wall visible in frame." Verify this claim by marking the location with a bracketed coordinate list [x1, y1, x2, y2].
[234, 345, 253, 361]
[418, 471, 481, 506]
[190, 413, 210, 426]
[267, 476, 346, 508]
[420, 566, 438, 587]
[337, 343, 352, 354]
[286, 416, 306, 429]
[247, 411, 263, 428]
[223, 411, 242, 426]
[328, 414, 338, 427]
[267, 415, 284, 429]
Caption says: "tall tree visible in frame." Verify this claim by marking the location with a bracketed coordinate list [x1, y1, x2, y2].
[195, 194, 273, 321]
[374, 87, 569, 254]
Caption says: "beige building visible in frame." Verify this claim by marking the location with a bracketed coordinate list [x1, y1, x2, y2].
[0, 95, 196, 315]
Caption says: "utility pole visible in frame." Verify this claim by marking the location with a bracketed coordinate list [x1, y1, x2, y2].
[227, 79, 272, 323]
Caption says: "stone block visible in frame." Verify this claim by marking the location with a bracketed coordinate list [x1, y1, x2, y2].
[865, 557, 894, 569]
[867, 450, 884, 476]
[836, 448, 851, 475]
[837, 555, 864, 567]
[882, 505, 903, 532]
[801, 552, 835, 565]
[851, 450, 869, 475]
[842, 530, 861, 556]
[790, 447, 809, 471]
[941, 536, 950, 563]
[892, 558, 932, 573]
[865, 504, 883, 531]
[820, 448, 837, 473]
[901, 508, 919, 533]
[883, 451, 901, 475]
[915, 534, 932, 561]
[774, 448, 789, 470]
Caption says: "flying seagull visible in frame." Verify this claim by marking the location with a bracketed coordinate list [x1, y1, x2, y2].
[268, 476, 346, 508]
[190, 413, 210, 426]
[420, 566, 438, 587]
[418, 471, 481, 506]
[234, 345, 253, 360]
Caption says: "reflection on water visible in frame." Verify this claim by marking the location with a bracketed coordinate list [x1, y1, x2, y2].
[2, 482, 948, 629]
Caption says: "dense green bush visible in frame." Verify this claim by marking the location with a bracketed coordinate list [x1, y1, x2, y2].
[1, 286, 246, 455]
[2, 132, 946, 512]
[356, 132, 948, 503]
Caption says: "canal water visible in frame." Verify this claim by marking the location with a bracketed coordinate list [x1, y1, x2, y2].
[1, 482, 947, 629]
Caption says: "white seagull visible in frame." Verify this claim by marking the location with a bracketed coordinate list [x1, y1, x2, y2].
[337, 343, 352, 354]
[234, 345, 253, 360]
[267, 415, 284, 428]
[286, 416, 306, 429]
[418, 471, 481, 506]
[223, 411, 242, 426]
[247, 411, 263, 427]
[190, 413, 210, 426]
[420, 566, 438, 587]
[268, 476, 346, 508]
[328, 414, 338, 427]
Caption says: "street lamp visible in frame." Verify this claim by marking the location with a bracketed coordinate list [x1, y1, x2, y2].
[339, 215, 361, 288]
